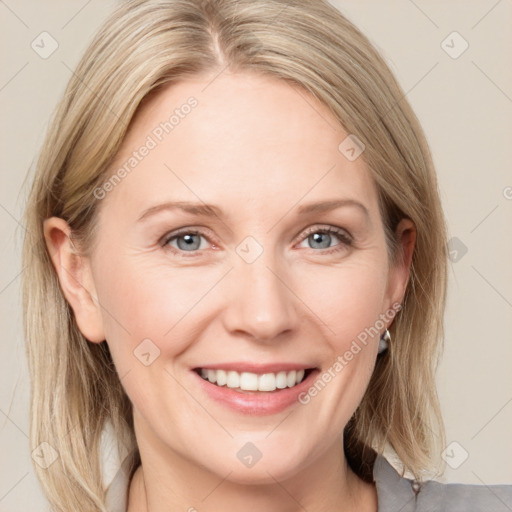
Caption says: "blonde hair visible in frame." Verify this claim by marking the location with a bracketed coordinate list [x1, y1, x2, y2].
[22, 0, 447, 510]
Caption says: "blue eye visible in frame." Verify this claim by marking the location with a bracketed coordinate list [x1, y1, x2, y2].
[162, 230, 209, 253]
[298, 226, 352, 252]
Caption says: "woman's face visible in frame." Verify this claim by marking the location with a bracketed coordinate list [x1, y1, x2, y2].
[52, 71, 413, 484]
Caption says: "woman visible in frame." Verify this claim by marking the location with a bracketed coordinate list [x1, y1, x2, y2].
[22, 0, 512, 511]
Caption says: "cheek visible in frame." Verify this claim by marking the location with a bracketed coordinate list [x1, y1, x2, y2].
[294, 257, 389, 345]
[291, 259, 388, 415]
[92, 254, 223, 362]
[91, 257, 209, 419]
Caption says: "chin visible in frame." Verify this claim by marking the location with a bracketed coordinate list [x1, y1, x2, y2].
[197, 436, 314, 485]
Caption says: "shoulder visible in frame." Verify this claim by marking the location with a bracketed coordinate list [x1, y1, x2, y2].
[373, 455, 512, 512]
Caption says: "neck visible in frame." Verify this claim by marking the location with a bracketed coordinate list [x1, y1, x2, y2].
[127, 415, 377, 512]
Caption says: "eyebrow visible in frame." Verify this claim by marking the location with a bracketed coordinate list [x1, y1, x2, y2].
[297, 199, 369, 218]
[137, 201, 223, 222]
[137, 198, 370, 222]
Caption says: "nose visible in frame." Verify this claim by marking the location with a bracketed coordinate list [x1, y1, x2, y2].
[221, 254, 299, 343]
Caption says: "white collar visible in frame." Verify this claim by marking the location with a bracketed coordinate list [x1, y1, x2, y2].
[101, 421, 132, 512]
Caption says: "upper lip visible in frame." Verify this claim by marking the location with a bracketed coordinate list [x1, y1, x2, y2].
[193, 362, 317, 374]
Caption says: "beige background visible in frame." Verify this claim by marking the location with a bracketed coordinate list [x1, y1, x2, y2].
[1, 0, 511, 509]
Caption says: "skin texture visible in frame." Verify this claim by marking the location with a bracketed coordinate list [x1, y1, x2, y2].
[44, 71, 415, 512]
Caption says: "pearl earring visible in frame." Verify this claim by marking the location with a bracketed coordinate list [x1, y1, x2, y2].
[378, 329, 391, 354]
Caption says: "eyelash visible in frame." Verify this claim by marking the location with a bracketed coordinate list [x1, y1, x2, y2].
[160, 225, 353, 257]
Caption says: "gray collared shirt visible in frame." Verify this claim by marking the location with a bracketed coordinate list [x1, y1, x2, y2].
[373, 455, 512, 511]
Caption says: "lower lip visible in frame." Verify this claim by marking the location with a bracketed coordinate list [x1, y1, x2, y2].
[192, 369, 319, 415]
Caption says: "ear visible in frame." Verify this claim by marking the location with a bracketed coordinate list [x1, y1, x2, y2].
[384, 218, 416, 314]
[43, 217, 105, 343]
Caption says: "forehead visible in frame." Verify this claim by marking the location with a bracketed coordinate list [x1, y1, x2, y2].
[102, 71, 379, 220]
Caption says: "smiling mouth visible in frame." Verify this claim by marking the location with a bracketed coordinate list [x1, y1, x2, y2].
[194, 368, 315, 393]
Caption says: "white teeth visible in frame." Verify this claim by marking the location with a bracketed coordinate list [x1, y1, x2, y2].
[276, 371, 288, 389]
[216, 369, 227, 386]
[198, 368, 308, 391]
[239, 372, 258, 391]
[258, 373, 276, 392]
[226, 371, 239, 388]
[207, 369, 217, 383]
[286, 370, 297, 388]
